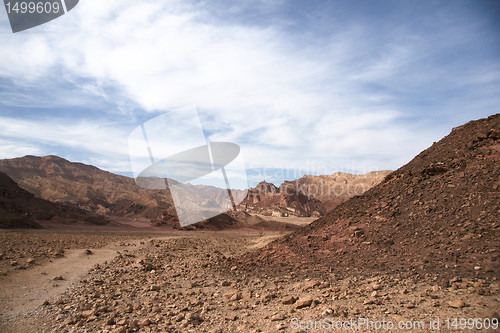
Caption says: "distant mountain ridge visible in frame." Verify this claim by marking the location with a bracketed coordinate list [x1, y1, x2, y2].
[239, 171, 390, 217]
[0, 155, 181, 222]
[0, 171, 107, 228]
[0, 155, 389, 227]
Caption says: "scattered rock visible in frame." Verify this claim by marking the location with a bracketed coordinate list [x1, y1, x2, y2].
[406, 302, 416, 309]
[271, 313, 286, 321]
[139, 318, 151, 326]
[363, 299, 375, 305]
[281, 296, 297, 305]
[304, 280, 321, 290]
[226, 314, 238, 321]
[110, 327, 126, 333]
[116, 318, 127, 326]
[275, 323, 287, 330]
[185, 312, 203, 323]
[224, 290, 242, 301]
[295, 297, 313, 309]
[448, 299, 466, 308]
[128, 319, 139, 330]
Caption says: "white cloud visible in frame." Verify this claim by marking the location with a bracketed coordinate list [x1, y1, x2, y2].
[0, 0, 498, 178]
[0, 116, 132, 171]
[0, 139, 43, 158]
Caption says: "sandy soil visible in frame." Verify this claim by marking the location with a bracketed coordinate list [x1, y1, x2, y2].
[0, 229, 285, 332]
[1, 228, 498, 333]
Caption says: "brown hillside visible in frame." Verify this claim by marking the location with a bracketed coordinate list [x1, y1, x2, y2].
[0, 155, 386, 229]
[0, 172, 107, 228]
[0, 155, 177, 220]
[234, 114, 500, 282]
[0, 156, 297, 230]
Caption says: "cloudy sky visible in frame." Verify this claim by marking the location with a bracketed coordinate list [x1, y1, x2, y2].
[0, 0, 499, 187]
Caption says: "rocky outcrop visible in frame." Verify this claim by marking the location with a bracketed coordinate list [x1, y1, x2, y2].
[236, 114, 500, 281]
[238, 171, 390, 217]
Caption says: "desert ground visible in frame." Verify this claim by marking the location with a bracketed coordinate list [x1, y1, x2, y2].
[1, 223, 498, 333]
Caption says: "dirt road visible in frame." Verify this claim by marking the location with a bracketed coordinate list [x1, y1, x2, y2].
[0, 230, 284, 332]
[0, 238, 150, 332]
[1, 230, 498, 333]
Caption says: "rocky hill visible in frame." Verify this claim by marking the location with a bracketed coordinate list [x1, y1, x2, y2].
[0, 155, 178, 220]
[0, 155, 386, 227]
[235, 114, 500, 281]
[0, 172, 107, 228]
[239, 171, 390, 217]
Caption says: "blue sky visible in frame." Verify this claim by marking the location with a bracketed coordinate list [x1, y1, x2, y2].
[0, 0, 499, 187]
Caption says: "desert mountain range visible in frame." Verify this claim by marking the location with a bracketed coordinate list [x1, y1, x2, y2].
[0, 155, 176, 221]
[0, 172, 107, 228]
[235, 114, 500, 281]
[0, 155, 386, 228]
[1, 115, 498, 332]
[239, 171, 390, 217]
